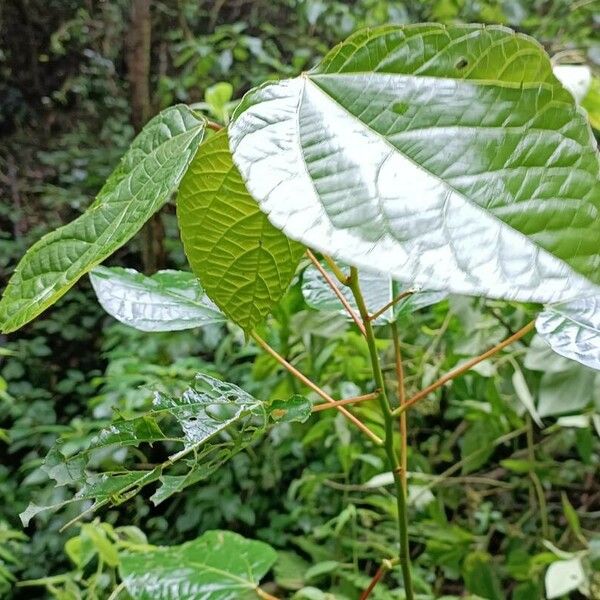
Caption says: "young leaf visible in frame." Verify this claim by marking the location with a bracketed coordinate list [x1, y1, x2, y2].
[89, 266, 225, 332]
[0, 105, 206, 333]
[177, 129, 304, 332]
[119, 530, 277, 600]
[269, 395, 312, 423]
[302, 262, 446, 324]
[536, 295, 600, 371]
[229, 24, 600, 304]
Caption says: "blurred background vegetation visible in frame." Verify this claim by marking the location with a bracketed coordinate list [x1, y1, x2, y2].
[0, 1, 598, 598]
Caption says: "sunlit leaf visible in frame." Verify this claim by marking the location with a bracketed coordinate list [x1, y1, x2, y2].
[178, 129, 304, 332]
[119, 530, 277, 600]
[536, 295, 600, 371]
[230, 25, 600, 304]
[0, 106, 206, 333]
[89, 266, 224, 332]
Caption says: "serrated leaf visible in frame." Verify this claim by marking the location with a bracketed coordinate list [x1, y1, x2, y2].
[302, 263, 445, 324]
[536, 295, 600, 371]
[119, 530, 277, 600]
[230, 24, 600, 304]
[0, 106, 206, 333]
[90, 267, 224, 332]
[178, 129, 304, 332]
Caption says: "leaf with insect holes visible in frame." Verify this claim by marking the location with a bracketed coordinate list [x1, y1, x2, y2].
[0, 106, 206, 333]
[178, 129, 304, 332]
[119, 530, 277, 600]
[229, 24, 600, 305]
[22, 373, 267, 524]
[89, 267, 224, 332]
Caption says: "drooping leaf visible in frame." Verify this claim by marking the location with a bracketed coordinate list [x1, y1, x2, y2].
[537, 364, 599, 417]
[23, 374, 267, 523]
[229, 25, 600, 304]
[119, 530, 277, 600]
[178, 129, 304, 332]
[89, 266, 224, 332]
[302, 263, 446, 324]
[536, 295, 600, 370]
[0, 106, 206, 333]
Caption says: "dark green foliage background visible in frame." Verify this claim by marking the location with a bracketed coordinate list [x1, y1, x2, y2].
[0, 1, 598, 598]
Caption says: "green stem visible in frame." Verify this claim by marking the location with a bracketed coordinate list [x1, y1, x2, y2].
[348, 267, 414, 600]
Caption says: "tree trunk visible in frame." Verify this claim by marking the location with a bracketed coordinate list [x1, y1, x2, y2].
[127, 0, 165, 273]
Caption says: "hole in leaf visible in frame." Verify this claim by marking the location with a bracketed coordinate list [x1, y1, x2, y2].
[205, 403, 238, 422]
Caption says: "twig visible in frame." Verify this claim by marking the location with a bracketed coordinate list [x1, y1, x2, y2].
[322, 253, 350, 284]
[392, 320, 536, 416]
[306, 249, 365, 335]
[360, 558, 398, 600]
[312, 391, 380, 412]
[391, 322, 408, 494]
[251, 332, 382, 445]
[369, 290, 414, 322]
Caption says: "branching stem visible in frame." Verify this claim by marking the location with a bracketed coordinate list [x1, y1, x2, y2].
[306, 249, 366, 335]
[391, 322, 408, 494]
[312, 391, 380, 412]
[251, 332, 382, 445]
[392, 320, 536, 416]
[348, 268, 414, 600]
[369, 290, 414, 322]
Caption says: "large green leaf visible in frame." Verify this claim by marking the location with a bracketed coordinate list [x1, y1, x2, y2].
[536, 295, 600, 370]
[177, 129, 304, 332]
[229, 24, 600, 304]
[0, 105, 206, 333]
[89, 266, 225, 332]
[21, 373, 267, 523]
[119, 530, 277, 600]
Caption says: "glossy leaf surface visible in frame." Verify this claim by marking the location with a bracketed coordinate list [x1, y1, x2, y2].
[536, 295, 600, 370]
[230, 25, 600, 304]
[120, 530, 277, 600]
[178, 129, 304, 332]
[90, 267, 224, 332]
[0, 106, 206, 333]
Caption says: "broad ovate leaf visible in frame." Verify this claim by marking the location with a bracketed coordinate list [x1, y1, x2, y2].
[178, 129, 304, 332]
[89, 266, 224, 332]
[0, 106, 206, 333]
[536, 295, 600, 370]
[119, 530, 277, 600]
[229, 24, 600, 305]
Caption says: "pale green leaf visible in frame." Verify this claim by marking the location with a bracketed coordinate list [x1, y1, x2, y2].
[119, 530, 277, 600]
[545, 557, 586, 599]
[302, 263, 446, 324]
[178, 129, 304, 332]
[0, 105, 206, 333]
[230, 25, 600, 304]
[536, 294, 600, 371]
[90, 266, 224, 332]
